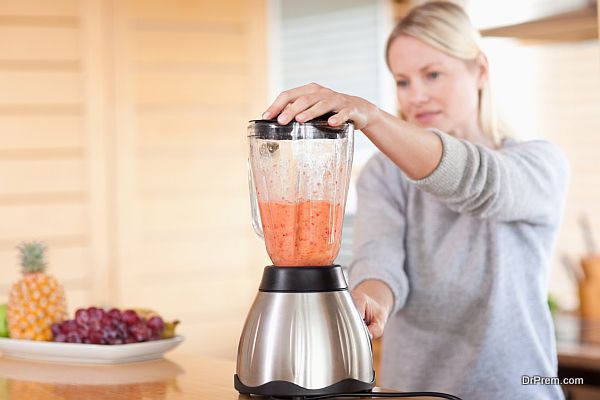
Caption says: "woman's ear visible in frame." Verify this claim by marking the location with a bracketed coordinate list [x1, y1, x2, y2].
[476, 52, 489, 90]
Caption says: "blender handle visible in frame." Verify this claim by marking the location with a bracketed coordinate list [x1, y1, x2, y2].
[247, 160, 264, 239]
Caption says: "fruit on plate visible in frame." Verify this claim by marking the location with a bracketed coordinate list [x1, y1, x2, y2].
[0, 304, 9, 337]
[132, 307, 159, 319]
[161, 319, 180, 339]
[7, 242, 67, 341]
[133, 307, 179, 339]
[52, 307, 179, 344]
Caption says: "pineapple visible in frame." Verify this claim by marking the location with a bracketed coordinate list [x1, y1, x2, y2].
[7, 242, 67, 341]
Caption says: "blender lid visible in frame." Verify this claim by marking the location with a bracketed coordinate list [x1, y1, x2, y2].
[248, 112, 352, 140]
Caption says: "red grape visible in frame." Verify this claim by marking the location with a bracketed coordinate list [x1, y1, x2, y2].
[75, 309, 90, 324]
[89, 319, 101, 331]
[146, 316, 164, 333]
[61, 320, 78, 334]
[122, 310, 140, 326]
[107, 308, 122, 321]
[66, 331, 82, 343]
[101, 315, 114, 329]
[87, 307, 105, 321]
[54, 333, 67, 342]
[89, 330, 102, 344]
[129, 322, 151, 342]
[51, 323, 62, 336]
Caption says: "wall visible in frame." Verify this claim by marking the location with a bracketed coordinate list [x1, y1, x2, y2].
[0, 0, 269, 359]
[0, 0, 99, 310]
[111, 0, 269, 359]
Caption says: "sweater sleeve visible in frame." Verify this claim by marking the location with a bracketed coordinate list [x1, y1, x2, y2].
[348, 154, 410, 315]
[409, 130, 570, 225]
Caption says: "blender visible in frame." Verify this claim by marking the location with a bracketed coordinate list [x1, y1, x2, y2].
[234, 115, 375, 397]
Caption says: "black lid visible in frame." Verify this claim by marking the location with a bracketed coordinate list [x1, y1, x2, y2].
[258, 265, 348, 292]
[249, 113, 352, 140]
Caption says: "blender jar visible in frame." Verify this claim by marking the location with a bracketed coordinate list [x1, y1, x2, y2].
[248, 116, 354, 266]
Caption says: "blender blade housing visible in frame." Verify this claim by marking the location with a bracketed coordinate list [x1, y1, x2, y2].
[235, 266, 375, 397]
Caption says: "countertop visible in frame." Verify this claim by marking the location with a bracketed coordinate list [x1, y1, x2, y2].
[0, 351, 237, 400]
[555, 313, 600, 372]
[0, 350, 450, 400]
[555, 313, 600, 400]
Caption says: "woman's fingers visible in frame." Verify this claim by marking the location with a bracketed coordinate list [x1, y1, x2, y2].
[261, 83, 373, 129]
[296, 97, 342, 124]
[262, 83, 322, 121]
[332, 102, 370, 129]
[352, 290, 387, 340]
[280, 93, 328, 124]
[329, 107, 352, 126]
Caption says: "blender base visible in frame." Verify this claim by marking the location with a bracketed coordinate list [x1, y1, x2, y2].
[234, 374, 375, 398]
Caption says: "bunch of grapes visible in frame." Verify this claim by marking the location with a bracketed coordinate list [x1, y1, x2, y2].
[51, 307, 165, 345]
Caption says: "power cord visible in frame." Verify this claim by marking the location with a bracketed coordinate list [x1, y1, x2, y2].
[267, 391, 462, 400]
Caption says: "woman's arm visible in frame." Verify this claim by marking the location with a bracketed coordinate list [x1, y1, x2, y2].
[349, 154, 411, 338]
[410, 131, 570, 224]
[263, 83, 442, 180]
[264, 83, 570, 225]
[363, 108, 443, 181]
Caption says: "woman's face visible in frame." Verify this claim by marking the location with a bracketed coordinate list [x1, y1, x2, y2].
[388, 34, 486, 137]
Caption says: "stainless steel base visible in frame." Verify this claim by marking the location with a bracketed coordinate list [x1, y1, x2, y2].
[235, 290, 374, 393]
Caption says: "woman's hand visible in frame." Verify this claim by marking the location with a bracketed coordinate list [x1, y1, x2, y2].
[351, 280, 394, 340]
[262, 83, 380, 130]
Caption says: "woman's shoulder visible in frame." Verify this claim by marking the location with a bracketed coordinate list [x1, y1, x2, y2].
[501, 136, 565, 157]
[502, 136, 567, 162]
[500, 137, 570, 182]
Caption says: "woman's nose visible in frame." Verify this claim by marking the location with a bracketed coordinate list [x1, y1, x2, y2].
[408, 81, 430, 105]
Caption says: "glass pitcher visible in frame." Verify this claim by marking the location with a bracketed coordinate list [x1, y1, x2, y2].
[248, 116, 354, 266]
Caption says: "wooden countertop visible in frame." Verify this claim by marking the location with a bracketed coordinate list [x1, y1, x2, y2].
[0, 350, 238, 400]
[0, 349, 449, 400]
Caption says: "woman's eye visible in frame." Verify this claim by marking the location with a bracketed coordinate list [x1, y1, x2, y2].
[427, 71, 441, 80]
[396, 80, 409, 88]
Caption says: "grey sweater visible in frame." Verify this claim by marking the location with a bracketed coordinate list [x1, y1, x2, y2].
[348, 130, 569, 400]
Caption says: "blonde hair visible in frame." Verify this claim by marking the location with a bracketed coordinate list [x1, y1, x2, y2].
[386, 1, 506, 145]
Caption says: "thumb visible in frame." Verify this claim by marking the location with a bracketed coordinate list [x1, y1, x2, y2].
[367, 319, 384, 340]
[351, 291, 368, 320]
[356, 292, 387, 340]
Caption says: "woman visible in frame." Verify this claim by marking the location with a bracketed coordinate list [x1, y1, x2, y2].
[261, 2, 568, 399]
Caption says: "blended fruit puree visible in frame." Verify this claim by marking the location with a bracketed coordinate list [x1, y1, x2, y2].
[258, 200, 343, 266]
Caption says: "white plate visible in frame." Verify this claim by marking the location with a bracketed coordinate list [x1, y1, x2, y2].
[0, 335, 184, 364]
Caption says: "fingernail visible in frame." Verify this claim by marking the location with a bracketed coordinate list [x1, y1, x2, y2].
[262, 111, 271, 119]
[278, 113, 288, 123]
[329, 117, 338, 125]
[297, 113, 305, 121]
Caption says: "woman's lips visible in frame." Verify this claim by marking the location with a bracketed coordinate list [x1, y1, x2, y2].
[414, 111, 442, 124]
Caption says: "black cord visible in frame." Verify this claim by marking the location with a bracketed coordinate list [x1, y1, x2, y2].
[268, 391, 462, 400]
[309, 393, 461, 400]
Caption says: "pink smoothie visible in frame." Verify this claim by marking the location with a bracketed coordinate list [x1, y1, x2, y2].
[258, 200, 344, 266]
